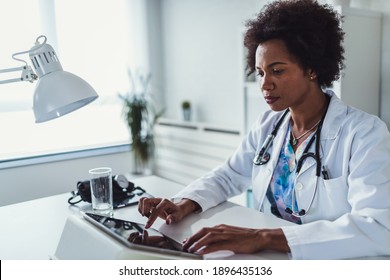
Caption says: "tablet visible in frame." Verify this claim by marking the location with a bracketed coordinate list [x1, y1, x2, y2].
[82, 212, 202, 259]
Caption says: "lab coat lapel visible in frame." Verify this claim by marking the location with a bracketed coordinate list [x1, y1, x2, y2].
[296, 91, 346, 176]
[295, 138, 317, 176]
[269, 112, 291, 169]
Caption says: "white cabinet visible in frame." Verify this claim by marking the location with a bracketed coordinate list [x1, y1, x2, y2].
[332, 6, 382, 116]
[242, 6, 382, 133]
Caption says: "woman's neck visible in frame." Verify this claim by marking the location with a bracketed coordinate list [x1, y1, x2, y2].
[289, 90, 328, 132]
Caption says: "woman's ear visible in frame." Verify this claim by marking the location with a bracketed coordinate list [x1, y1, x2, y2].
[308, 69, 317, 80]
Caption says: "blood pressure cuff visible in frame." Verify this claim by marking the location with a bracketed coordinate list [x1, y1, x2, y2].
[67, 176, 145, 206]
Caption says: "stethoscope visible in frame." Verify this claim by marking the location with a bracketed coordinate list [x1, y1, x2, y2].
[253, 95, 331, 217]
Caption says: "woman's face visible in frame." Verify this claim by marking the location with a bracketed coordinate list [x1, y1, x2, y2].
[255, 39, 313, 112]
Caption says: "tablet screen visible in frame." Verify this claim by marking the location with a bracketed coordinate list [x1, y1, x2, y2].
[84, 212, 183, 252]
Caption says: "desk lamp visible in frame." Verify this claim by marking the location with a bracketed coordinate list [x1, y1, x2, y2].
[0, 35, 98, 123]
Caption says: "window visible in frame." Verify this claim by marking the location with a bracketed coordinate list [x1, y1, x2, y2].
[0, 0, 146, 167]
[0, 0, 42, 112]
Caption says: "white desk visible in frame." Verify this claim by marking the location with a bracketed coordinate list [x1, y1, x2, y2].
[0, 175, 291, 260]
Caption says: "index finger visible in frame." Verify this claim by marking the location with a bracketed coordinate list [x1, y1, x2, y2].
[144, 199, 173, 228]
[145, 206, 160, 228]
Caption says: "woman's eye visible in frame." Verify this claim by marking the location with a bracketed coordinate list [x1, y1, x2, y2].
[272, 68, 284, 74]
[256, 71, 264, 77]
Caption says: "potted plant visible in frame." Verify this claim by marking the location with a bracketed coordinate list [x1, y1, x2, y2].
[182, 100, 191, 121]
[119, 69, 162, 174]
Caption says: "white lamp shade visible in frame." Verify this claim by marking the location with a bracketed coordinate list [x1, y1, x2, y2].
[33, 70, 98, 123]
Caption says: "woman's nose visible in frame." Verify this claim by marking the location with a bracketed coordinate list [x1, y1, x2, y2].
[260, 74, 274, 91]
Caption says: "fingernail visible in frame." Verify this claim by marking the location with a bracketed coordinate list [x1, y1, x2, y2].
[188, 245, 195, 253]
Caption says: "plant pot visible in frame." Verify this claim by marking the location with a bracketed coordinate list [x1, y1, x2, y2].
[183, 108, 191, 121]
[132, 153, 153, 175]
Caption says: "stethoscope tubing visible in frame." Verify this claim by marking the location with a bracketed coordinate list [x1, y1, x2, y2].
[253, 109, 289, 165]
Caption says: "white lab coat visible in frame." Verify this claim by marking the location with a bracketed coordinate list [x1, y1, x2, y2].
[174, 91, 390, 259]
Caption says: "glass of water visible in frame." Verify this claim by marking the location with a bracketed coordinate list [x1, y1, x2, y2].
[89, 167, 113, 217]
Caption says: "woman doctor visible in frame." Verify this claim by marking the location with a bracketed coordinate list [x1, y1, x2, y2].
[138, 0, 390, 259]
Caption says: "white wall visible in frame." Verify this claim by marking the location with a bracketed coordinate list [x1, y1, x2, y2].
[160, 0, 265, 128]
[159, 0, 390, 127]
[349, 0, 390, 126]
[0, 152, 133, 207]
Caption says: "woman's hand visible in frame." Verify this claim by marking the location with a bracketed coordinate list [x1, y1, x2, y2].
[128, 230, 176, 250]
[138, 197, 200, 228]
[182, 224, 290, 255]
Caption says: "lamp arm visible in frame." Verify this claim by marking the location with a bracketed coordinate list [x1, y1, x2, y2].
[0, 35, 46, 85]
[0, 65, 38, 84]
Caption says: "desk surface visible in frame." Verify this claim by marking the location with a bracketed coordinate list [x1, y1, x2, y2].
[0, 175, 291, 260]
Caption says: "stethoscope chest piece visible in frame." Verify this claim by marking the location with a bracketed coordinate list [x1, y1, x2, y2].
[253, 152, 270, 165]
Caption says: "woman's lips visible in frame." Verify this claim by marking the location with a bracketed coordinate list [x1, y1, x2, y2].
[264, 96, 279, 104]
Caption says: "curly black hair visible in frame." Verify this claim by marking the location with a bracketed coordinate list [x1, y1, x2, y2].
[244, 0, 345, 88]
